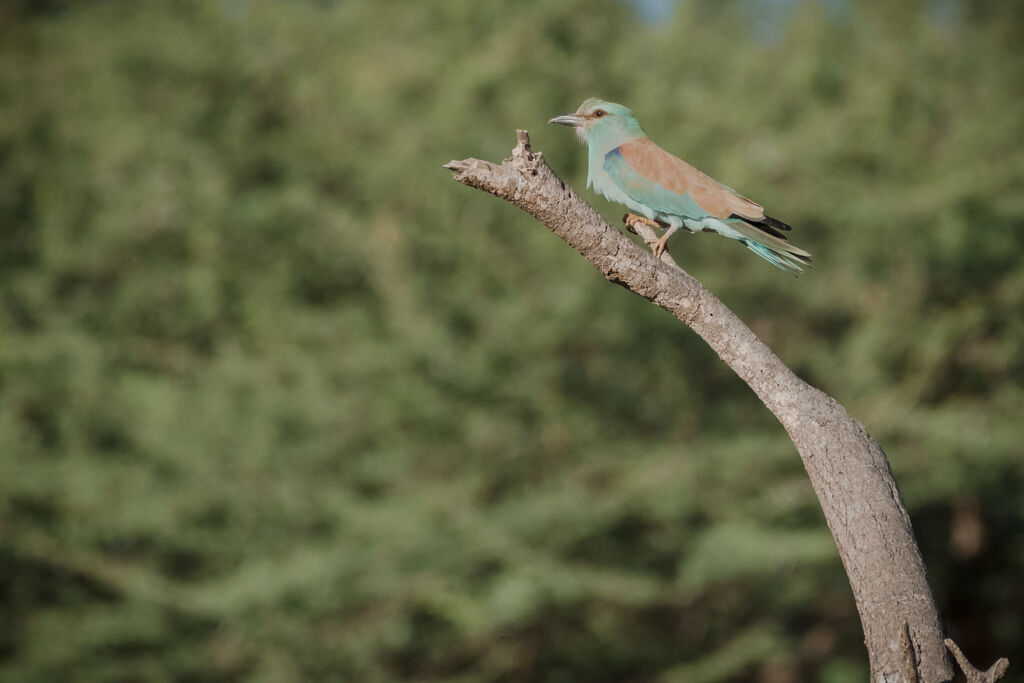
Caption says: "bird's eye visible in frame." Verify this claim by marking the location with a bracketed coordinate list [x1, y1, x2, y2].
[594, 110, 606, 117]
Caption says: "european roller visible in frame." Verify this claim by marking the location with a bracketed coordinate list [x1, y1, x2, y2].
[550, 98, 812, 274]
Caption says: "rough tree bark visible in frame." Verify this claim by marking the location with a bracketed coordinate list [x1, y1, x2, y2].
[444, 131, 1009, 683]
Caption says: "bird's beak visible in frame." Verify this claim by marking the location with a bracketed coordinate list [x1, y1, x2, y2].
[548, 113, 584, 127]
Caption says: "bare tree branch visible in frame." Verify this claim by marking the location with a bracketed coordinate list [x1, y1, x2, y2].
[444, 130, 1009, 683]
[946, 639, 1010, 683]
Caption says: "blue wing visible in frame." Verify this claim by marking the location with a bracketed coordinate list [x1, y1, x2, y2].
[603, 147, 708, 220]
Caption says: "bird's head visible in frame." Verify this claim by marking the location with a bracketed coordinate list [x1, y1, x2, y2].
[549, 98, 645, 147]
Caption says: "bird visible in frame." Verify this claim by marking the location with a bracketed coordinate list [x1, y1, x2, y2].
[549, 98, 811, 274]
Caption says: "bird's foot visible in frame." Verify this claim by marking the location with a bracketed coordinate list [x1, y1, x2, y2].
[622, 213, 664, 234]
[646, 233, 670, 258]
[645, 225, 679, 259]
[622, 214, 677, 258]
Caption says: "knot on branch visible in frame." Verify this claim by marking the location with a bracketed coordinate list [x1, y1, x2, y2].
[444, 131, 543, 187]
[509, 129, 543, 176]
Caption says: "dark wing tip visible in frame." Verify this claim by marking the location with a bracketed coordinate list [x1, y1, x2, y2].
[733, 214, 788, 240]
[761, 215, 792, 232]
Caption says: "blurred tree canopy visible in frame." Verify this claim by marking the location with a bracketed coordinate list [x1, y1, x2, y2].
[1, 0, 1022, 681]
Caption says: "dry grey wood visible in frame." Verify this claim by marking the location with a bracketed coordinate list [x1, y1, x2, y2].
[946, 639, 1010, 683]
[444, 130, 1009, 683]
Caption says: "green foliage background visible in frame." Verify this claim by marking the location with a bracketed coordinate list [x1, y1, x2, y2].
[2, 0, 1022, 680]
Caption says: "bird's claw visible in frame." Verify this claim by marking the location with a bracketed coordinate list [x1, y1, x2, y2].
[647, 234, 671, 259]
[623, 213, 645, 234]
[623, 213, 673, 258]
[623, 213, 658, 228]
